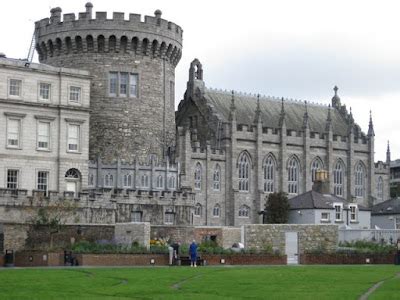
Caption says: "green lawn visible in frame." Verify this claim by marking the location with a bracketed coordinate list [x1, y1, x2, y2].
[0, 265, 398, 299]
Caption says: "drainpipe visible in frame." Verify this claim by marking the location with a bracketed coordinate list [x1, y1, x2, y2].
[57, 71, 62, 192]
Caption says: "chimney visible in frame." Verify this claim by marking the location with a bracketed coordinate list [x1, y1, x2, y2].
[312, 170, 330, 194]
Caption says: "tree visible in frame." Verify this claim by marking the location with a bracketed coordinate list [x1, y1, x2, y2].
[264, 192, 290, 224]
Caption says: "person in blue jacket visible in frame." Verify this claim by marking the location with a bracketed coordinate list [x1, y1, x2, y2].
[189, 240, 198, 267]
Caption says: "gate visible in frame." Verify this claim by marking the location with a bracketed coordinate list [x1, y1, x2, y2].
[285, 232, 299, 265]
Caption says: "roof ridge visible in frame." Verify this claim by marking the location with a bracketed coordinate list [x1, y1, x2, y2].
[206, 87, 328, 107]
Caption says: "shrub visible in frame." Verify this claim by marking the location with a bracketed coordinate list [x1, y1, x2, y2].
[337, 240, 396, 255]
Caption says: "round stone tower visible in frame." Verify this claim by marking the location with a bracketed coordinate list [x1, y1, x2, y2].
[34, 3, 183, 162]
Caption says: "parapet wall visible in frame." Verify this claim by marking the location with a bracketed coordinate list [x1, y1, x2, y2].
[35, 4, 182, 65]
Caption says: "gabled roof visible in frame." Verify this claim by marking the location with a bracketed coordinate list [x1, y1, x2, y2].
[289, 191, 370, 211]
[204, 88, 352, 136]
[371, 198, 400, 215]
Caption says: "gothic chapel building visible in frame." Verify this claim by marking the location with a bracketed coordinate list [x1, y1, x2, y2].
[176, 59, 390, 226]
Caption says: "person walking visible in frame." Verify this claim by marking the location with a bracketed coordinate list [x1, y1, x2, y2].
[189, 240, 198, 267]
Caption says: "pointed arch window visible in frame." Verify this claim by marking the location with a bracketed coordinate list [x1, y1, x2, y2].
[288, 157, 299, 194]
[377, 176, 384, 201]
[194, 163, 202, 190]
[311, 158, 323, 183]
[355, 163, 365, 197]
[238, 153, 250, 192]
[104, 173, 114, 187]
[123, 173, 133, 188]
[334, 161, 344, 197]
[168, 176, 176, 189]
[213, 164, 221, 191]
[194, 203, 202, 216]
[263, 155, 275, 193]
[141, 174, 149, 188]
[238, 205, 250, 218]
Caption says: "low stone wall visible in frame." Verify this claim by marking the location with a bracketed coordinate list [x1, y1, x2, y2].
[14, 251, 63, 267]
[300, 253, 396, 264]
[76, 254, 169, 266]
[244, 224, 338, 254]
[202, 254, 286, 265]
[114, 223, 151, 248]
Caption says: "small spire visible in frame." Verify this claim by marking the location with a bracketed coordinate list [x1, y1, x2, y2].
[303, 101, 309, 129]
[387, 140, 391, 164]
[332, 85, 341, 108]
[326, 104, 332, 132]
[254, 94, 261, 124]
[230, 90, 236, 110]
[279, 97, 286, 127]
[368, 110, 375, 136]
[280, 97, 285, 115]
[334, 85, 338, 96]
[229, 90, 236, 121]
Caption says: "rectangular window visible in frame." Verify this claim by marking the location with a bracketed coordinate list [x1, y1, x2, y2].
[165, 212, 174, 224]
[37, 121, 50, 150]
[7, 169, 18, 189]
[349, 205, 357, 222]
[39, 83, 51, 100]
[334, 204, 342, 222]
[69, 86, 81, 102]
[9, 79, 22, 97]
[130, 74, 138, 97]
[321, 212, 330, 221]
[120, 73, 128, 96]
[7, 118, 21, 148]
[67, 124, 80, 152]
[131, 211, 142, 223]
[37, 171, 49, 193]
[109, 72, 118, 95]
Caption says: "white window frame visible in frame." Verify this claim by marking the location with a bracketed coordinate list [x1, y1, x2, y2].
[38, 82, 51, 101]
[8, 78, 22, 99]
[320, 212, 330, 222]
[104, 173, 114, 188]
[141, 174, 149, 188]
[37, 120, 50, 151]
[156, 175, 164, 189]
[69, 86, 82, 103]
[6, 117, 22, 149]
[168, 176, 176, 189]
[355, 163, 365, 198]
[311, 158, 322, 183]
[6, 169, 19, 190]
[334, 203, 343, 222]
[37, 170, 49, 194]
[334, 161, 344, 197]
[123, 173, 133, 188]
[108, 72, 139, 98]
[349, 205, 358, 222]
[288, 157, 299, 195]
[67, 123, 80, 153]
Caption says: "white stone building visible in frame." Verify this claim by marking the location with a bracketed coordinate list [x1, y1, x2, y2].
[0, 57, 91, 196]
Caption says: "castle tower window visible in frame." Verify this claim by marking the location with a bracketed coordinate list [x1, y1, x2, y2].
[120, 73, 128, 96]
[109, 72, 118, 96]
[67, 124, 80, 152]
[263, 154, 276, 193]
[129, 74, 138, 97]
[164, 211, 174, 224]
[355, 162, 365, 198]
[69, 86, 81, 103]
[156, 175, 164, 189]
[213, 164, 221, 191]
[311, 158, 323, 183]
[377, 176, 384, 201]
[108, 72, 138, 98]
[194, 163, 202, 190]
[131, 211, 143, 223]
[7, 118, 21, 148]
[39, 83, 51, 101]
[86, 35, 94, 52]
[238, 152, 250, 192]
[334, 161, 344, 197]
[37, 121, 50, 150]
[9, 79, 22, 97]
[194, 203, 202, 216]
[7, 169, 19, 190]
[37, 171, 49, 194]
[238, 205, 250, 218]
[288, 157, 299, 195]
[213, 204, 220, 217]
[75, 36, 83, 52]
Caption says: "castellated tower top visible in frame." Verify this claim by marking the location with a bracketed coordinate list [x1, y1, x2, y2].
[35, 3, 183, 65]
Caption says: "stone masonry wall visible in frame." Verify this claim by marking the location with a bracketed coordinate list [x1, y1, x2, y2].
[114, 222, 150, 249]
[244, 224, 338, 254]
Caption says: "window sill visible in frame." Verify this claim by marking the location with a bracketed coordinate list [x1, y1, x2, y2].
[335, 220, 344, 223]
[7, 96, 23, 100]
[37, 148, 51, 152]
[6, 146, 22, 150]
[66, 151, 82, 154]
[350, 221, 359, 224]
[320, 220, 331, 223]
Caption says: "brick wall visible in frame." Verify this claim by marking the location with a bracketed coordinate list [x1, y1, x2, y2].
[77, 254, 169, 266]
[300, 253, 396, 264]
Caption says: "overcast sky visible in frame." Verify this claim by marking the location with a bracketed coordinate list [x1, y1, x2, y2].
[1, 0, 399, 161]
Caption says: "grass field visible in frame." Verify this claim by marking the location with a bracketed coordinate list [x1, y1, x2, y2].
[0, 265, 398, 299]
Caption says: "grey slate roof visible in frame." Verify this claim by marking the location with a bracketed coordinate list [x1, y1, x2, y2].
[204, 88, 350, 136]
[289, 191, 370, 211]
[371, 198, 400, 215]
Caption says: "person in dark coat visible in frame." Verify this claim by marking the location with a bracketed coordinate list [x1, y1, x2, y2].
[189, 240, 198, 267]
